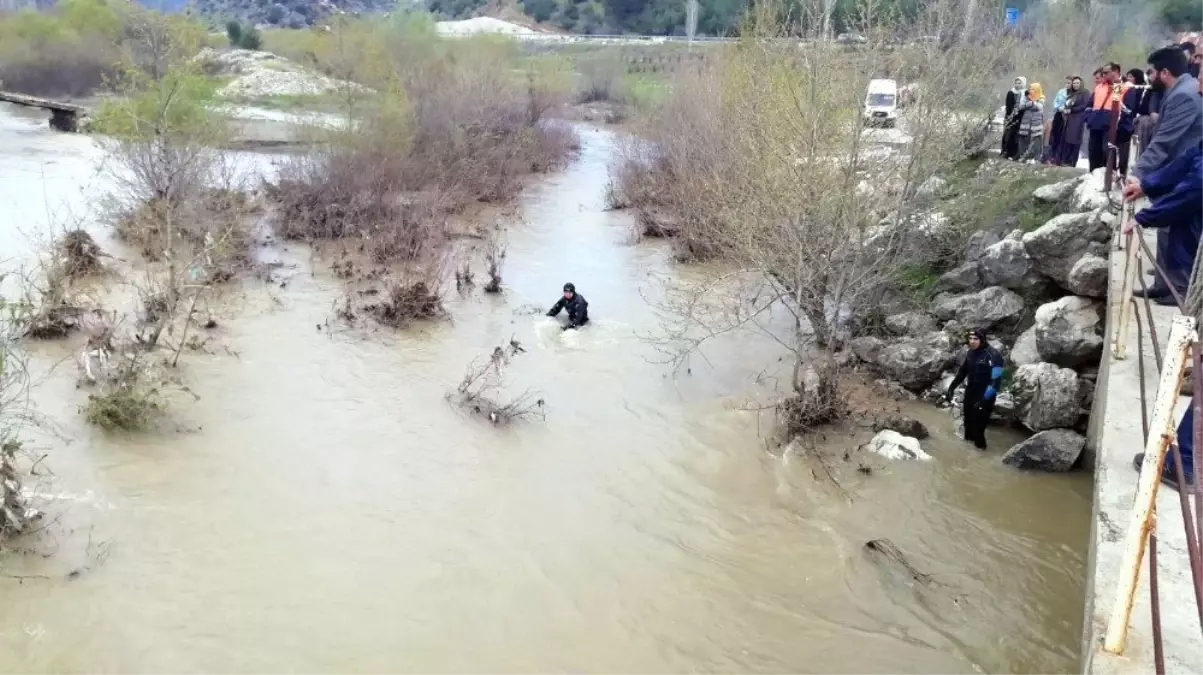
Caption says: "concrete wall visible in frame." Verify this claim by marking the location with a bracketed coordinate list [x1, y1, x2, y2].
[1080, 228, 1203, 674]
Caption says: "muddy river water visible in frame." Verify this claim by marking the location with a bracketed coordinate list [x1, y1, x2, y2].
[0, 104, 1093, 673]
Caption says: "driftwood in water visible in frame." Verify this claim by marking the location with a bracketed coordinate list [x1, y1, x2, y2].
[864, 538, 934, 586]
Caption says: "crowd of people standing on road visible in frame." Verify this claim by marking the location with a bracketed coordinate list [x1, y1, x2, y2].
[999, 42, 1203, 171]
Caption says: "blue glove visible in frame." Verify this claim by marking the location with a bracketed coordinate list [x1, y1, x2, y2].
[983, 386, 996, 400]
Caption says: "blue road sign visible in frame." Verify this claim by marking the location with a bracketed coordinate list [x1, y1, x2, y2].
[1005, 7, 1020, 25]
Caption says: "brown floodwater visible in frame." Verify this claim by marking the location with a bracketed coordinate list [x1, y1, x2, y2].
[0, 103, 1093, 673]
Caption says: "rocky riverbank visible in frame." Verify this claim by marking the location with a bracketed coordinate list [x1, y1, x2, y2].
[848, 163, 1117, 471]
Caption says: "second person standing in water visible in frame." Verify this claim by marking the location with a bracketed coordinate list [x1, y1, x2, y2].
[944, 329, 1005, 450]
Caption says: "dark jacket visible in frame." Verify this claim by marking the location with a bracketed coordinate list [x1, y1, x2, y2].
[1145, 87, 1164, 116]
[1062, 89, 1091, 145]
[548, 293, 589, 327]
[1004, 90, 1021, 127]
[1117, 86, 1149, 143]
[1135, 144, 1203, 286]
[948, 344, 1005, 400]
[1133, 74, 1203, 179]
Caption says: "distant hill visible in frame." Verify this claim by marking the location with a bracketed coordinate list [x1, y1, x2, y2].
[142, 0, 401, 27]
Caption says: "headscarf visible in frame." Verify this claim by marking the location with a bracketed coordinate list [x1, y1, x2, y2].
[1011, 76, 1028, 94]
[1028, 82, 1045, 102]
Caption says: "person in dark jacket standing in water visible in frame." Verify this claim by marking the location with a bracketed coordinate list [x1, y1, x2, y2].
[944, 329, 1006, 449]
[548, 282, 589, 330]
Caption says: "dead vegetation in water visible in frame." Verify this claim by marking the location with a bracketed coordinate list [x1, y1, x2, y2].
[777, 360, 851, 438]
[331, 247, 449, 329]
[1, 290, 46, 539]
[9, 228, 108, 340]
[454, 261, 475, 293]
[58, 230, 104, 278]
[76, 309, 201, 433]
[0, 439, 39, 539]
[482, 233, 506, 294]
[449, 338, 544, 425]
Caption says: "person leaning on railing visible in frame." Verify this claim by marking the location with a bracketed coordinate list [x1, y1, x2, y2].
[1121, 136, 1202, 307]
[1126, 46, 1203, 302]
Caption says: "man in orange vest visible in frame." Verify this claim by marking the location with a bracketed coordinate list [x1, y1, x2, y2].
[1085, 63, 1126, 171]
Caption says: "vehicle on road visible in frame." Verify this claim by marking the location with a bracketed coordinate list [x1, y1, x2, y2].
[863, 78, 899, 128]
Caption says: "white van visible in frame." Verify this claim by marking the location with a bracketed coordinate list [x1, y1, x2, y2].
[863, 78, 899, 128]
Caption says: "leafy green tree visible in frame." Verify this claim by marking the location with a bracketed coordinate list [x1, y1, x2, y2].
[524, 0, 559, 22]
[239, 24, 263, 50]
[226, 19, 242, 46]
[1159, 0, 1202, 29]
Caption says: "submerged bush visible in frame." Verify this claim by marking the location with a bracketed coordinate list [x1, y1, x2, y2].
[85, 384, 160, 432]
[58, 229, 104, 278]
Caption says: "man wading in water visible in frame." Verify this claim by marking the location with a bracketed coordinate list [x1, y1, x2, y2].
[944, 329, 1005, 449]
[547, 282, 589, 331]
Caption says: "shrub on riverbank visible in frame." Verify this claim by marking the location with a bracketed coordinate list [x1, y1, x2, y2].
[0, 0, 207, 97]
[270, 20, 576, 301]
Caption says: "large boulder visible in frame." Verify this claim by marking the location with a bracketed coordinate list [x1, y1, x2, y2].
[1033, 176, 1083, 203]
[993, 390, 1019, 424]
[916, 175, 948, 199]
[907, 211, 953, 255]
[1022, 210, 1112, 287]
[1066, 253, 1109, 298]
[849, 336, 886, 364]
[1002, 429, 1086, 471]
[874, 331, 956, 391]
[978, 236, 1031, 287]
[866, 430, 932, 461]
[1010, 363, 1081, 431]
[1034, 296, 1104, 368]
[934, 261, 982, 293]
[1010, 326, 1041, 366]
[931, 286, 1026, 334]
[963, 228, 1006, 262]
[884, 311, 937, 337]
[978, 232, 1052, 293]
[872, 415, 930, 439]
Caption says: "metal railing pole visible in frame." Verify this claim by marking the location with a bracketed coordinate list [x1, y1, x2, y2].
[1104, 315, 1198, 654]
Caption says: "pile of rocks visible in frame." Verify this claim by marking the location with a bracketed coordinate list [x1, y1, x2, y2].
[848, 169, 1114, 471]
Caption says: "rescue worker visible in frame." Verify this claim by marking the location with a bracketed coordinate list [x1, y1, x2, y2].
[944, 328, 1005, 450]
[547, 282, 589, 330]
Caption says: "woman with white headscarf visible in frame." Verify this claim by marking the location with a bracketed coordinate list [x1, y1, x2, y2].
[1001, 76, 1027, 160]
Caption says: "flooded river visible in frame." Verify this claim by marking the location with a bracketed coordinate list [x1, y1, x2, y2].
[0, 104, 1093, 673]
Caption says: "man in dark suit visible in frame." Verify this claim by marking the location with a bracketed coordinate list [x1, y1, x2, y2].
[1128, 46, 1203, 301]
